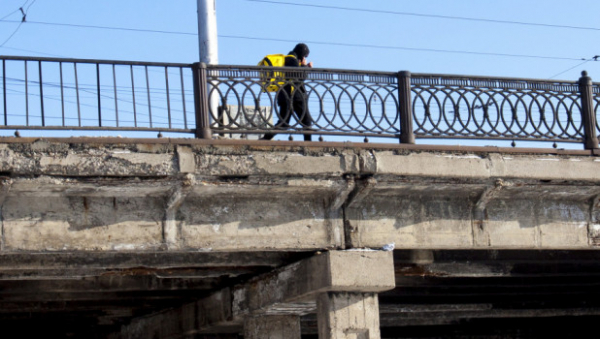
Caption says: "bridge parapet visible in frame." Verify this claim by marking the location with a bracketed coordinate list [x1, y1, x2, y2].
[1, 56, 599, 149]
[0, 138, 599, 253]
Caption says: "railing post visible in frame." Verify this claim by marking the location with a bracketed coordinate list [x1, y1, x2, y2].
[192, 62, 212, 139]
[578, 71, 599, 149]
[398, 70, 414, 144]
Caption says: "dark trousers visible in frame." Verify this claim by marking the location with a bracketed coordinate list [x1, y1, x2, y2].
[262, 92, 313, 141]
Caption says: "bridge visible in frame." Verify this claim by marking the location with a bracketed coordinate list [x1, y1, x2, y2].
[1, 56, 600, 338]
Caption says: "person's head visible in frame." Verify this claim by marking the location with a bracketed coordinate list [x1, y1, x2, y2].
[293, 43, 310, 60]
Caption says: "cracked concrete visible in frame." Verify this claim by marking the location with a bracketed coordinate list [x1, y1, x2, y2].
[0, 138, 599, 251]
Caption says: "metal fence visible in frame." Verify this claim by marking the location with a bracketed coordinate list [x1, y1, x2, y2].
[1, 55, 599, 149]
[1, 56, 195, 134]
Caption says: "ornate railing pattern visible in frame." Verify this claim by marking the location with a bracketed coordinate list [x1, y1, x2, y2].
[1, 56, 598, 149]
[593, 84, 600, 136]
[410, 74, 584, 142]
[206, 65, 401, 138]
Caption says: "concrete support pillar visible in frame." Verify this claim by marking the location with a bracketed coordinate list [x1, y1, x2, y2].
[244, 315, 301, 339]
[317, 292, 381, 339]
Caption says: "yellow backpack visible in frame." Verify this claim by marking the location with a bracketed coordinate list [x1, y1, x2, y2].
[257, 54, 296, 92]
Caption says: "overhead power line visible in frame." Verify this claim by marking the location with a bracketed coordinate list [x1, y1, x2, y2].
[0, 19, 196, 36]
[0, 0, 37, 48]
[1, 20, 592, 66]
[0, 19, 585, 62]
[548, 59, 593, 79]
[244, 0, 600, 32]
[220, 35, 585, 62]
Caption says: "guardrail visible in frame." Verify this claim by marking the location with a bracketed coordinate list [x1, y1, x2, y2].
[2, 56, 599, 149]
[1, 56, 195, 134]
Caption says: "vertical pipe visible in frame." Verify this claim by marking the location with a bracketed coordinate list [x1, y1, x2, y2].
[398, 70, 414, 144]
[131, 65, 137, 127]
[74, 63, 81, 126]
[579, 71, 599, 149]
[192, 62, 211, 139]
[39, 61, 45, 127]
[24, 61, 29, 126]
[96, 63, 102, 127]
[145, 66, 152, 127]
[165, 66, 172, 129]
[180, 67, 188, 129]
[60, 62, 65, 126]
[2, 60, 6, 126]
[113, 64, 119, 127]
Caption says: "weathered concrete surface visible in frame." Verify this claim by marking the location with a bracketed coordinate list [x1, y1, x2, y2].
[244, 315, 301, 339]
[110, 250, 395, 338]
[0, 138, 599, 252]
[2, 137, 600, 338]
[232, 251, 395, 317]
[317, 292, 381, 339]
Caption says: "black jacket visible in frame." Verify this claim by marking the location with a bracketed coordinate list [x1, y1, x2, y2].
[281, 51, 308, 99]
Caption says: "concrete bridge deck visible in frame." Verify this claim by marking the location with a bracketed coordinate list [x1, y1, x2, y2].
[1, 137, 599, 338]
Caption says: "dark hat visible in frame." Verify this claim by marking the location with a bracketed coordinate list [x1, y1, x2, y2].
[293, 43, 310, 59]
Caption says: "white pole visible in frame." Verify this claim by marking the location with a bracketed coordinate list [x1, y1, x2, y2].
[197, 0, 219, 138]
[198, 0, 219, 64]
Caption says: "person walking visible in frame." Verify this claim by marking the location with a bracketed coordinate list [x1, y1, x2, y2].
[261, 43, 314, 141]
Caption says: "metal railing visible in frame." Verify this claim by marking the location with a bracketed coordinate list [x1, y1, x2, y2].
[1, 55, 599, 149]
[1, 56, 195, 134]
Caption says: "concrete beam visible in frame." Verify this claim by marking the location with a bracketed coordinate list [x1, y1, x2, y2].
[345, 180, 600, 250]
[111, 251, 395, 338]
[108, 288, 234, 339]
[232, 251, 395, 317]
[3, 140, 600, 252]
[0, 252, 309, 280]
[371, 151, 600, 181]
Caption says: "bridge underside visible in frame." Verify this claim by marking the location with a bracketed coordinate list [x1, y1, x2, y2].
[1, 138, 599, 338]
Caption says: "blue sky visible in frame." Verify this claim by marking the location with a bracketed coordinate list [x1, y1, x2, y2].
[2, 0, 598, 81]
[1, 0, 598, 147]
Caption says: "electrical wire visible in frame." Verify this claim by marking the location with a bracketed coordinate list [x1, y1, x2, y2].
[0, 20, 585, 61]
[0, 0, 36, 48]
[244, 0, 600, 32]
[548, 59, 594, 79]
[0, 19, 196, 36]
[0, 45, 67, 57]
[0, 21, 25, 47]
[0, 19, 587, 62]
[0, 8, 21, 21]
[219, 34, 584, 61]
